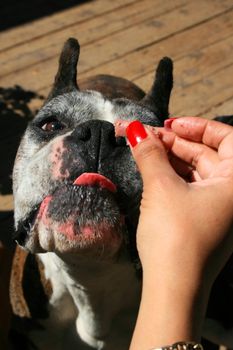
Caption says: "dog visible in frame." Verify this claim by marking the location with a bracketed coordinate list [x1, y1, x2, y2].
[10, 38, 233, 349]
[10, 37, 173, 350]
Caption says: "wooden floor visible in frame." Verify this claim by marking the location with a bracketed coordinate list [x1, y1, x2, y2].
[1, 0, 233, 235]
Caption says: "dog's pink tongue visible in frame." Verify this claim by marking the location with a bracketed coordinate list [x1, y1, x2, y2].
[73, 173, 116, 193]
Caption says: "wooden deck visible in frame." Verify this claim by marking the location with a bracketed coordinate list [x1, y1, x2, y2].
[1, 0, 233, 237]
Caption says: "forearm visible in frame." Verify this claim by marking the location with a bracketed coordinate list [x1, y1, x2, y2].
[130, 272, 209, 350]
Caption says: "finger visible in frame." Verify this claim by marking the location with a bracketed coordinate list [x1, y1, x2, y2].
[168, 154, 207, 182]
[115, 119, 161, 138]
[170, 117, 233, 151]
[169, 154, 194, 179]
[169, 135, 219, 179]
[191, 170, 202, 182]
[115, 120, 130, 137]
[158, 127, 220, 179]
[116, 118, 229, 179]
[126, 121, 180, 187]
[116, 120, 220, 178]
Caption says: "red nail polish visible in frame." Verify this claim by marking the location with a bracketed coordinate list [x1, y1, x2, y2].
[164, 117, 178, 130]
[126, 120, 147, 147]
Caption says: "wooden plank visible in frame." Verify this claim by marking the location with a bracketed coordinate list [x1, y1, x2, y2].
[0, 195, 13, 211]
[78, 0, 233, 73]
[122, 67, 233, 117]
[168, 35, 233, 90]
[0, 0, 139, 52]
[170, 63, 233, 116]
[134, 31, 233, 95]
[205, 98, 233, 118]
[1, 0, 233, 93]
[82, 9, 233, 84]
[0, 0, 186, 79]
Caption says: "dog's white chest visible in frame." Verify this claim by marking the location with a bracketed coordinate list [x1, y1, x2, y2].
[28, 252, 141, 350]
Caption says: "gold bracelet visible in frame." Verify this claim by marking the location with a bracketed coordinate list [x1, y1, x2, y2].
[151, 341, 203, 350]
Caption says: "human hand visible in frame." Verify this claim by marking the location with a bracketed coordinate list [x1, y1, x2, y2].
[115, 117, 233, 348]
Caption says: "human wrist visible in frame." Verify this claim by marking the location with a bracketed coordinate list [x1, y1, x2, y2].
[130, 268, 209, 350]
[143, 270, 208, 329]
[143, 260, 210, 324]
[140, 244, 208, 293]
[142, 261, 206, 295]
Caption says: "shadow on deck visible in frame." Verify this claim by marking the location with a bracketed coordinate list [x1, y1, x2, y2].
[0, 0, 92, 31]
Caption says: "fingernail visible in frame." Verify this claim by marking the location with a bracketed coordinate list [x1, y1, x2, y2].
[126, 120, 148, 147]
[164, 117, 178, 130]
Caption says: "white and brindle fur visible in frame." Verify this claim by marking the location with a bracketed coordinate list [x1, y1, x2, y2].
[11, 38, 233, 349]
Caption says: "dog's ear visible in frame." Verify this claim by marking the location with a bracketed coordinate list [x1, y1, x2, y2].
[47, 38, 80, 100]
[141, 57, 173, 122]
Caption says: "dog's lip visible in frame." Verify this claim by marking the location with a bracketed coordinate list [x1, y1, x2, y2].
[16, 174, 117, 242]
[73, 173, 117, 193]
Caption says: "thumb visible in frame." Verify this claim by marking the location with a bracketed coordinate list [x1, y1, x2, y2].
[126, 121, 178, 187]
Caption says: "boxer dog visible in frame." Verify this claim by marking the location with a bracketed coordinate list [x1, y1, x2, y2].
[11, 38, 173, 349]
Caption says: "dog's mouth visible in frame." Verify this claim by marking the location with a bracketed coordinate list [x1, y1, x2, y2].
[73, 173, 117, 193]
[16, 173, 125, 255]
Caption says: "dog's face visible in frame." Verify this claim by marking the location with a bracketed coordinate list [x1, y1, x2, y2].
[13, 38, 173, 261]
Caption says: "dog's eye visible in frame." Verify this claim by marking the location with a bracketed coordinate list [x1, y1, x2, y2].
[41, 120, 65, 132]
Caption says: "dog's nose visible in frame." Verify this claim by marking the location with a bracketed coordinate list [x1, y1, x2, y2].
[74, 120, 116, 145]
[70, 120, 125, 162]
